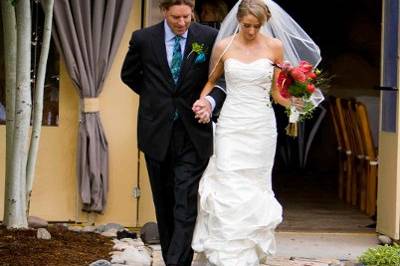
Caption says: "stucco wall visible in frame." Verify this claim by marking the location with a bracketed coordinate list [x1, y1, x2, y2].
[0, 0, 142, 226]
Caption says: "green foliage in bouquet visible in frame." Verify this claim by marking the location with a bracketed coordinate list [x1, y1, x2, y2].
[358, 244, 400, 266]
[313, 70, 333, 94]
[288, 82, 312, 98]
[299, 101, 315, 121]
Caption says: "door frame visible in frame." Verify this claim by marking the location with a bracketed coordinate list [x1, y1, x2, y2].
[376, 0, 400, 240]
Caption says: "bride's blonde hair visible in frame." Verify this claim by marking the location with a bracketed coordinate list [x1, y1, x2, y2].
[237, 0, 271, 24]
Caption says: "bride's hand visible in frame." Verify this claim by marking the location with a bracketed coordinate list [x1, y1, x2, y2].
[291, 97, 304, 112]
[192, 98, 211, 123]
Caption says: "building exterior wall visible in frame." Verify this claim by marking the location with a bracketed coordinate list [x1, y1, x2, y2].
[0, 61, 80, 222]
[0, 0, 143, 226]
[376, 0, 400, 239]
[1, 0, 395, 232]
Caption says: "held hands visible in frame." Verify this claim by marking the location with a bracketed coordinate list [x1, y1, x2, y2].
[192, 98, 212, 124]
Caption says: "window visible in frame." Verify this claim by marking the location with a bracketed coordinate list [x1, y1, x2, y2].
[0, 0, 60, 126]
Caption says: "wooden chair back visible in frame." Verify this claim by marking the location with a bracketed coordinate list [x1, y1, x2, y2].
[346, 99, 367, 208]
[356, 102, 378, 216]
[335, 97, 354, 203]
[356, 102, 377, 160]
[329, 97, 345, 199]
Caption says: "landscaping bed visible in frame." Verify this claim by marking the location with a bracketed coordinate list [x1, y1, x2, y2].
[0, 225, 114, 266]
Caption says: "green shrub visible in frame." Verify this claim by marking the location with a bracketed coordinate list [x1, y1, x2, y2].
[358, 244, 400, 266]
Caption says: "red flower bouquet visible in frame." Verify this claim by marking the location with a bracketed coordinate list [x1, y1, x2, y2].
[275, 60, 325, 137]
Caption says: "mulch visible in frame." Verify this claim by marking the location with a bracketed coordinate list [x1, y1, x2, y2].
[0, 225, 114, 266]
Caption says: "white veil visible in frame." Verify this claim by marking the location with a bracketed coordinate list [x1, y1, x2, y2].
[210, 0, 321, 71]
[209, 0, 324, 108]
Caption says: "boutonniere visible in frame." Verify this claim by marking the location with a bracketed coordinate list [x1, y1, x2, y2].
[187, 42, 208, 64]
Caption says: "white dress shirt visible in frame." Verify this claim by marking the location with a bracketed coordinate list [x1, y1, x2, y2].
[164, 20, 188, 67]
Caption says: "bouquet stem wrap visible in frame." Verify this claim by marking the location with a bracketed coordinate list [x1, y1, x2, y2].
[286, 105, 300, 137]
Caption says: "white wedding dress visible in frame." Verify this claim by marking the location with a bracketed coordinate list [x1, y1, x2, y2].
[192, 58, 283, 266]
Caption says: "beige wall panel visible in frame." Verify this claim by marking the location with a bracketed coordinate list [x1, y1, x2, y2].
[377, 132, 400, 239]
[91, 1, 142, 226]
[0, 59, 80, 221]
[29, 61, 79, 221]
[138, 153, 156, 226]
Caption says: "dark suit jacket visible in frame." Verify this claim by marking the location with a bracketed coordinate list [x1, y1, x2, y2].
[121, 22, 225, 161]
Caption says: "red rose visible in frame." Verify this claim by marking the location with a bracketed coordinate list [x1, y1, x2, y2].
[277, 72, 292, 89]
[298, 60, 313, 73]
[308, 72, 317, 79]
[290, 68, 306, 82]
[280, 61, 293, 72]
[307, 83, 316, 93]
[279, 84, 291, 98]
[277, 72, 286, 87]
[281, 89, 290, 98]
[277, 72, 293, 98]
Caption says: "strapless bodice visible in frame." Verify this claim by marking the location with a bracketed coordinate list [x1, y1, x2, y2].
[220, 58, 275, 121]
[224, 58, 274, 105]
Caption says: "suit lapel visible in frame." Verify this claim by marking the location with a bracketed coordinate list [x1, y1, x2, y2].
[178, 24, 198, 88]
[152, 22, 175, 87]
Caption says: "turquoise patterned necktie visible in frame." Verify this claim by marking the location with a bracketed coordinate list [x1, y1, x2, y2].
[170, 35, 183, 85]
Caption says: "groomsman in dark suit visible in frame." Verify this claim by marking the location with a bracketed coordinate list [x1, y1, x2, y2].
[121, 0, 225, 265]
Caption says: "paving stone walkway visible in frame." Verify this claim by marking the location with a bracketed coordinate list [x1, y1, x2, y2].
[150, 249, 349, 266]
[148, 231, 378, 266]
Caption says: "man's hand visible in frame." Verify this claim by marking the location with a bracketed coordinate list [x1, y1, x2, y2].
[192, 98, 212, 124]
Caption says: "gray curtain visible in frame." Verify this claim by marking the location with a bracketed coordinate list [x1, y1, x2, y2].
[52, 0, 133, 212]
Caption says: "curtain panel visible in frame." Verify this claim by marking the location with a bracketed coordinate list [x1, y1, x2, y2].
[52, 0, 133, 212]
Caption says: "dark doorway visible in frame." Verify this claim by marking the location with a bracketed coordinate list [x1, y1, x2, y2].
[272, 0, 380, 232]
[195, 0, 381, 232]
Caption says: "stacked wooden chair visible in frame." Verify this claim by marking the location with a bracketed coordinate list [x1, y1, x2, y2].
[328, 96, 378, 216]
[332, 97, 354, 204]
[328, 97, 346, 201]
[356, 102, 378, 216]
[347, 99, 367, 208]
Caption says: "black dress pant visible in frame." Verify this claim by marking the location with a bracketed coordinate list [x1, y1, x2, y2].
[145, 119, 209, 266]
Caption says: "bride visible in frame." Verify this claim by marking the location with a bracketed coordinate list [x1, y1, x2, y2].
[191, 0, 321, 265]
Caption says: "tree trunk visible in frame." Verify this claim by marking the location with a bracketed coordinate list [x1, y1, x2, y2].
[5, 0, 32, 229]
[26, 0, 54, 213]
[1, 0, 17, 227]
